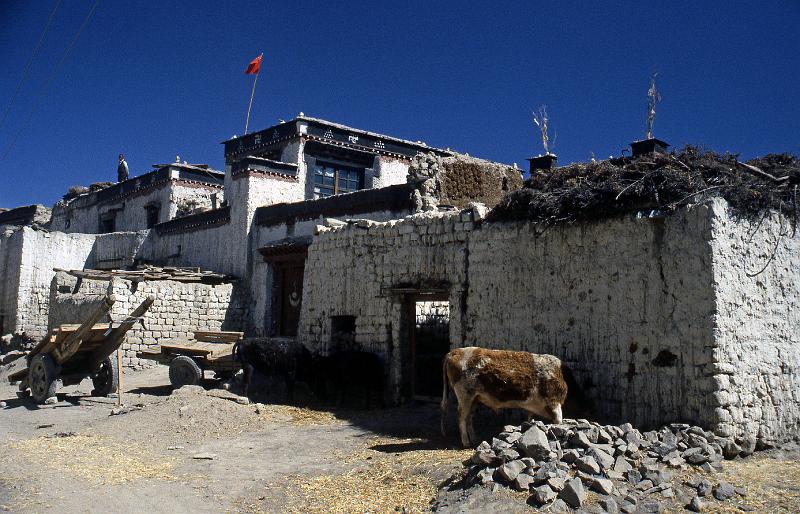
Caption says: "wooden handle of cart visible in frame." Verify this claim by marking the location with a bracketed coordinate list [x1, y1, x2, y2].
[88, 295, 156, 371]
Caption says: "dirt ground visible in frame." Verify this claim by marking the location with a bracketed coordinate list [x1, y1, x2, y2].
[0, 366, 471, 513]
[1, 366, 799, 513]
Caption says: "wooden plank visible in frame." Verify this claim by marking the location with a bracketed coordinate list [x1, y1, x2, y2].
[159, 342, 214, 356]
[193, 331, 243, 343]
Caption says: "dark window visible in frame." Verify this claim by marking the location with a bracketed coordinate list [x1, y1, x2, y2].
[313, 162, 363, 198]
[99, 215, 116, 233]
[145, 204, 160, 228]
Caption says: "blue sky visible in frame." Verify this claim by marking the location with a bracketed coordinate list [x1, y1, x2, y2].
[1, 0, 798, 207]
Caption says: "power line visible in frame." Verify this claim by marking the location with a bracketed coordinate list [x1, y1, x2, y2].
[1, 0, 101, 161]
[0, 0, 63, 131]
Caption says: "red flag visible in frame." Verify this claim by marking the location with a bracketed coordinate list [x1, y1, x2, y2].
[244, 53, 263, 75]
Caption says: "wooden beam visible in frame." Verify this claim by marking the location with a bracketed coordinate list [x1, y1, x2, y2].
[88, 295, 156, 370]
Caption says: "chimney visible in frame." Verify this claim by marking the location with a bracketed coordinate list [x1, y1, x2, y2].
[630, 138, 669, 158]
[527, 154, 558, 174]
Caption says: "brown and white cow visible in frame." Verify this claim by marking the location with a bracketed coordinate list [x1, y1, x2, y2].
[441, 347, 568, 447]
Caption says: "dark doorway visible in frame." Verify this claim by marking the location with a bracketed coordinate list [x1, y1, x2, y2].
[411, 297, 450, 401]
[274, 262, 305, 337]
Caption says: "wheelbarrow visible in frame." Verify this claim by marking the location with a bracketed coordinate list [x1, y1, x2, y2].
[137, 330, 244, 388]
[9, 294, 155, 403]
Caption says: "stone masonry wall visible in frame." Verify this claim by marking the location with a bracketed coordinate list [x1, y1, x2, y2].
[709, 199, 800, 446]
[302, 208, 479, 401]
[49, 274, 245, 368]
[300, 203, 775, 437]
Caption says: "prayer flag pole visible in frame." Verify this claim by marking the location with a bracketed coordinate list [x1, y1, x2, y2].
[243, 53, 264, 135]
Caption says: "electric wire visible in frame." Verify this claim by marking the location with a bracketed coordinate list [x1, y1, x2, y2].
[1, 0, 101, 161]
[0, 0, 63, 131]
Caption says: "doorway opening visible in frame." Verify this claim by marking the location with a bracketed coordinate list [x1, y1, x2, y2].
[411, 297, 450, 401]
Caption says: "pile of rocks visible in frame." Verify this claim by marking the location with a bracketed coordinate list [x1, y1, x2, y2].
[464, 419, 749, 512]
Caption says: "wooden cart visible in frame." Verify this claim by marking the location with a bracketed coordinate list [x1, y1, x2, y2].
[137, 330, 244, 388]
[9, 294, 155, 403]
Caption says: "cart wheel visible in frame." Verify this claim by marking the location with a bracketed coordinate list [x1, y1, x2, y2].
[92, 354, 119, 397]
[29, 354, 59, 403]
[169, 356, 202, 387]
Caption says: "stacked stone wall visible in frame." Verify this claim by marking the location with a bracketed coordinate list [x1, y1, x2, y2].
[49, 274, 245, 368]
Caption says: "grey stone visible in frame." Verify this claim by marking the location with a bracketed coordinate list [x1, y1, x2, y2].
[546, 476, 566, 491]
[44, 396, 58, 405]
[620, 503, 636, 514]
[712, 481, 735, 501]
[491, 437, 510, 452]
[599, 497, 619, 514]
[497, 448, 521, 462]
[561, 449, 580, 463]
[626, 469, 642, 485]
[518, 425, 551, 460]
[173, 384, 205, 395]
[737, 435, 756, 457]
[529, 484, 557, 505]
[497, 459, 526, 482]
[476, 467, 495, 485]
[635, 479, 654, 491]
[636, 499, 664, 513]
[576, 455, 601, 474]
[696, 479, 712, 497]
[0, 401, 6, 408]
[735, 486, 747, 497]
[548, 499, 571, 512]
[588, 447, 616, 470]
[549, 424, 573, 439]
[685, 452, 708, 465]
[570, 431, 592, 448]
[661, 488, 674, 498]
[512, 472, 535, 491]
[558, 477, 586, 508]
[614, 455, 633, 473]
[471, 450, 501, 467]
[591, 478, 615, 495]
[686, 496, 704, 512]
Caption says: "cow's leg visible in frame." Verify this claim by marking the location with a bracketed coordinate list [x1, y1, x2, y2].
[455, 391, 476, 448]
[242, 364, 254, 397]
[466, 403, 479, 446]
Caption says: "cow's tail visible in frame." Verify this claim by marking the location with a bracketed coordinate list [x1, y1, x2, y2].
[440, 357, 449, 438]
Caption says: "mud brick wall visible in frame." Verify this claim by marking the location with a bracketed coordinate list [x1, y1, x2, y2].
[2, 228, 98, 339]
[466, 204, 718, 431]
[301, 200, 799, 445]
[709, 200, 800, 446]
[49, 274, 245, 368]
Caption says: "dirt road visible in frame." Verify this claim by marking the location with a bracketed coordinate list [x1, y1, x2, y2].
[2, 366, 799, 513]
[0, 366, 469, 513]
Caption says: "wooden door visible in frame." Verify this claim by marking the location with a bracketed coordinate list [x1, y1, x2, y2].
[278, 264, 304, 336]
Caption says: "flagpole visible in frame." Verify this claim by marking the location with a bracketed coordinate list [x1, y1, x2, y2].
[244, 70, 259, 135]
